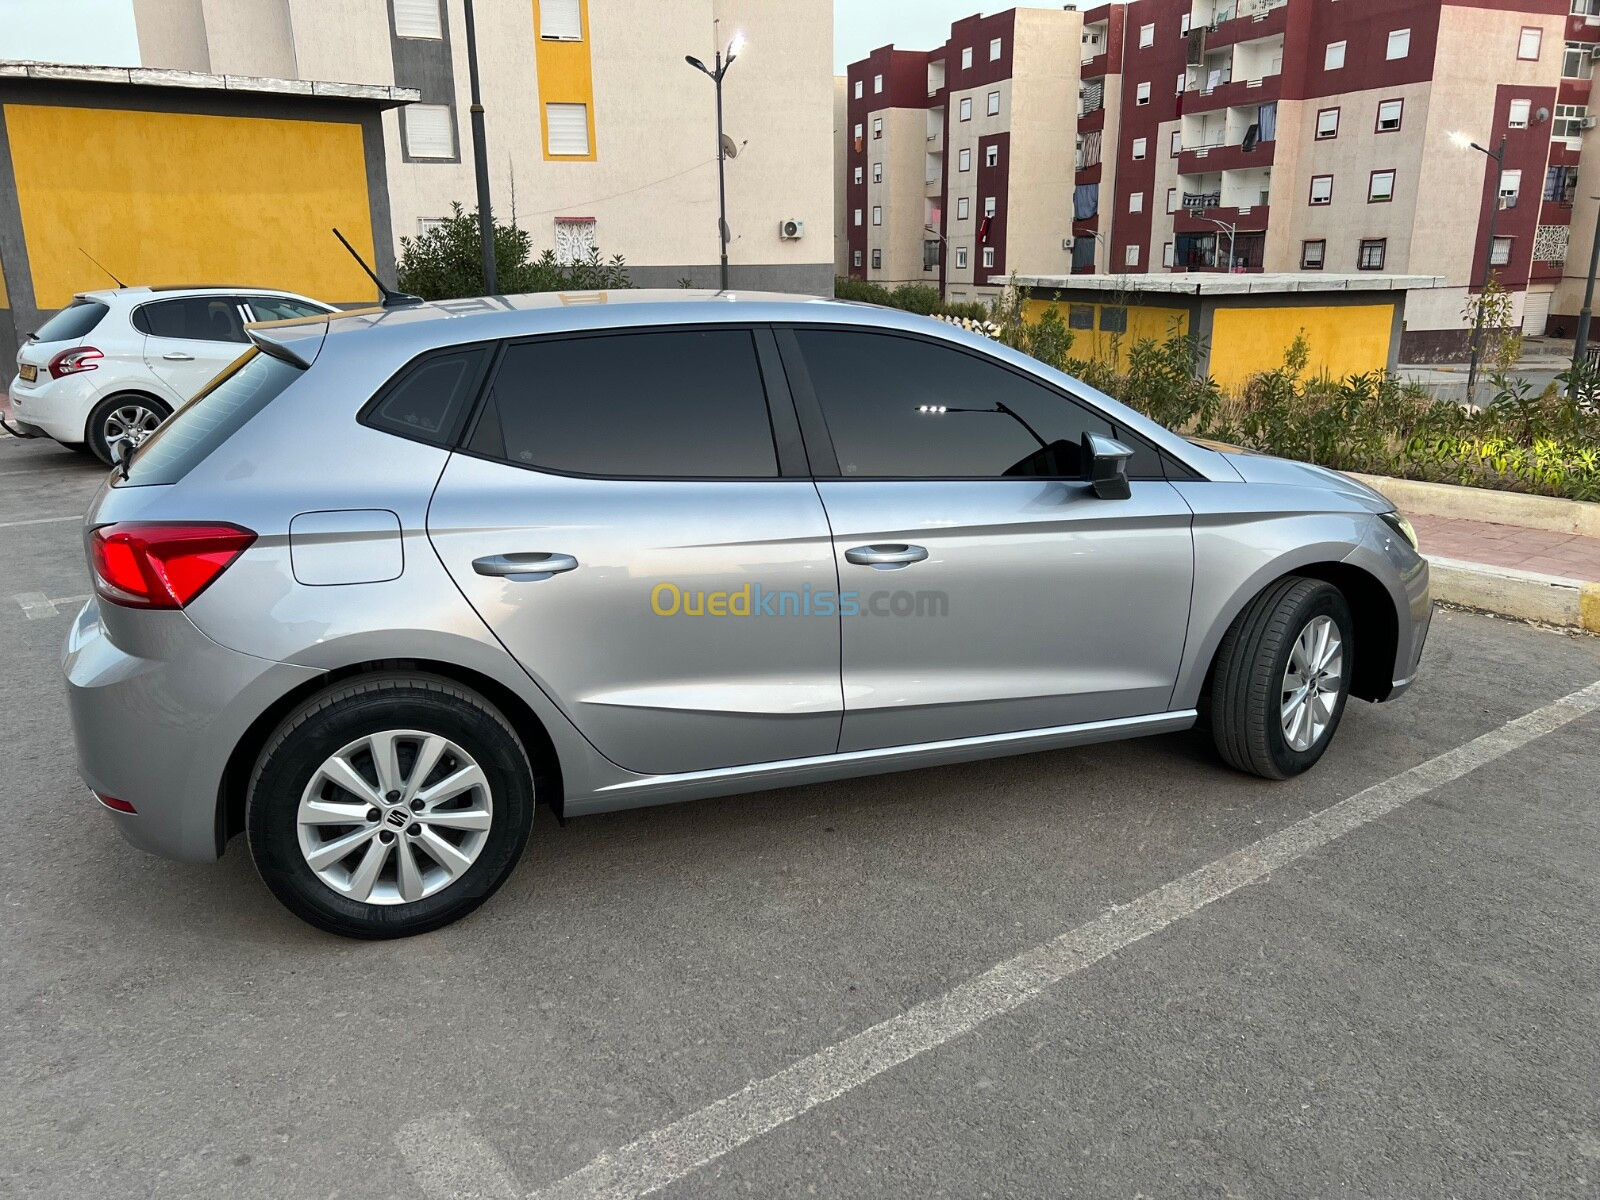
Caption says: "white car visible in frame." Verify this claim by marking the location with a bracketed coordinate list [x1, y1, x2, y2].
[7, 287, 336, 462]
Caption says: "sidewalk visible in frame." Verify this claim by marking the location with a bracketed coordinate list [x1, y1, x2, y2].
[1409, 511, 1600, 632]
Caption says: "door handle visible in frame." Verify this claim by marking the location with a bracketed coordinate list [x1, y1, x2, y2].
[472, 552, 579, 581]
[844, 544, 929, 570]
[162, 352, 195, 361]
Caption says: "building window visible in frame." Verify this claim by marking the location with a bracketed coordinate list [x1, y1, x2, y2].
[1140, 22, 1155, 48]
[873, 206, 883, 225]
[1181, 13, 1191, 35]
[537, 0, 582, 41]
[1518, 27, 1543, 60]
[874, 74, 883, 94]
[984, 195, 997, 217]
[1574, 0, 1600, 14]
[545, 103, 590, 156]
[956, 148, 969, 172]
[1555, 104, 1589, 138]
[1124, 244, 1140, 267]
[960, 97, 973, 121]
[873, 117, 883, 139]
[1068, 304, 1094, 330]
[872, 249, 883, 269]
[1136, 81, 1151, 105]
[985, 144, 999, 167]
[1101, 305, 1128, 332]
[1509, 99, 1532, 129]
[873, 162, 883, 182]
[1166, 187, 1178, 213]
[1176, 71, 1186, 96]
[1376, 99, 1403, 132]
[393, 0, 443, 39]
[1386, 29, 1410, 59]
[1358, 238, 1387, 270]
[957, 196, 970, 220]
[1325, 41, 1346, 70]
[956, 246, 969, 269]
[1171, 129, 1183, 156]
[1310, 175, 1333, 205]
[1547, 164, 1578, 203]
[990, 37, 1003, 61]
[854, 123, 862, 143]
[404, 104, 456, 159]
[854, 208, 863, 226]
[1500, 168, 1523, 206]
[1369, 170, 1396, 202]
[1316, 107, 1340, 139]
[1163, 242, 1174, 267]
[982, 246, 996, 268]
[553, 217, 596, 263]
[854, 80, 862, 99]
[1490, 236, 1513, 266]
[854, 166, 863, 184]
[1129, 191, 1144, 212]
[1563, 41, 1596, 79]
[1132, 137, 1147, 160]
[1301, 240, 1326, 270]
[417, 217, 447, 236]
[961, 46, 973, 70]
[988, 91, 1001, 116]
[853, 250, 862, 267]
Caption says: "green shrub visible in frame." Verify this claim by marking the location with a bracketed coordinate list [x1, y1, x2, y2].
[399, 203, 633, 300]
[832, 277, 994, 322]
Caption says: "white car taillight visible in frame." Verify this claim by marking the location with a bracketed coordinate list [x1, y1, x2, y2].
[48, 346, 103, 379]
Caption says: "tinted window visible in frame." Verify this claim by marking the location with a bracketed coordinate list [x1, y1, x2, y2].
[795, 330, 1122, 480]
[469, 330, 778, 478]
[134, 297, 248, 343]
[364, 349, 489, 446]
[32, 300, 108, 344]
[120, 350, 301, 486]
[248, 296, 333, 322]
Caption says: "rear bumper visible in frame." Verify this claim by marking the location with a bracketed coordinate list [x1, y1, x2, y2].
[8, 372, 99, 443]
[63, 600, 323, 862]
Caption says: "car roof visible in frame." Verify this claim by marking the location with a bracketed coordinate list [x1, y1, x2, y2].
[75, 286, 318, 304]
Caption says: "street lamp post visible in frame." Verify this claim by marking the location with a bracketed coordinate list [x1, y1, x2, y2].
[1452, 132, 1508, 406]
[462, 0, 496, 295]
[1206, 218, 1239, 272]
[686, 33, 745, 291]
[1572, 195, 1600, 377]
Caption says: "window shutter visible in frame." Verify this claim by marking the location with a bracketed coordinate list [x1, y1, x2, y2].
[539, 0, 583, 41]
[405, 105, 455, 158]
[393, 0, 442, 39]
[546, 103, 591, 156]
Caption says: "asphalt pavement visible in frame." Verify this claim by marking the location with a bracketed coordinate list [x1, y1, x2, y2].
[1, 433, 1597, 1200]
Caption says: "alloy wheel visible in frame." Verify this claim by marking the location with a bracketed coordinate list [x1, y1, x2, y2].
[1280, 615, 1344, 753]
[295, 730, 494, 905]
[102, 404, 163, 454]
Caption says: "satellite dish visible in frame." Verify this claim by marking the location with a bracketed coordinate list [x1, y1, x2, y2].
[721, 133, 740, 159]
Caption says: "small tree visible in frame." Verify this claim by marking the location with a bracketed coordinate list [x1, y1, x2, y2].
[1462, 273, 1518, 405]
[397, 203, 632, 300]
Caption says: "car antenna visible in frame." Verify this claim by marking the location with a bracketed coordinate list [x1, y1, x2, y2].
[332, 228, 424, 309]
[79, 248, 126, 289]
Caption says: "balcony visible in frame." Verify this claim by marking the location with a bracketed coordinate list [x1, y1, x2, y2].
[1202, 1, 1288, 50]
[1178, 138, 1273, 175]
[1185, 71, 1280, 114]
[1173, 203, 1270, 235]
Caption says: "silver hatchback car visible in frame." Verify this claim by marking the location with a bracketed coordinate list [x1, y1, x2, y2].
[65, 292, 1431, 938]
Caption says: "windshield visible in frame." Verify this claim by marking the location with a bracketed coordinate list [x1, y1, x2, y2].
[118, 349, 303, 486]
[31, 300, 109, 345]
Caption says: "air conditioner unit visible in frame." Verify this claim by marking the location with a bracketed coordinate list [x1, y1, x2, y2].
[1590, 43, 1600, 59]
[779, 219, 805, 240]
[1062, 237, 1075, 250]
[1583, 116, 1600, 130]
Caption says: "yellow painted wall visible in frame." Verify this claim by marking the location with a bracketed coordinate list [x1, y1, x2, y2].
[1026, 299, 1189, 369]
[533, 0, 597, 162]
[5, 104, 379, 310]
[1209, 304, 1392, 391]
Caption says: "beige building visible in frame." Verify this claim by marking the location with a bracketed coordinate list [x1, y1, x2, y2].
[126, 0, 834, 292]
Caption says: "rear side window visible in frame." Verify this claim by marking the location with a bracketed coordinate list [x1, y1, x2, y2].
[468, 329, 778, 478]
[133, 297, 249, 343]
[362, 348, 491, 447]
[120, 350, 301, 486]
[32, 300, 108, 344]
[248, 296, 333, 322]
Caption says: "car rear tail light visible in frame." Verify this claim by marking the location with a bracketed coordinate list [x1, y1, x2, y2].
[48, 346, 103, 379]
[89, 523, 256, 609]
[95, 792, 137, 814]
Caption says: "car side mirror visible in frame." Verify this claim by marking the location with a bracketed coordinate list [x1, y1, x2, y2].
[1081, 432, 1134, 500]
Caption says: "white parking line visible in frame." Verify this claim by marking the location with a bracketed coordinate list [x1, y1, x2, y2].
[0, 514, 81, 529]
[14, 593, 90, 619]
[398, 679, 1600, 1200]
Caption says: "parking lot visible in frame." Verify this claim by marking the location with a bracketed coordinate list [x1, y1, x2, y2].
[2, 430, 1597, 1200]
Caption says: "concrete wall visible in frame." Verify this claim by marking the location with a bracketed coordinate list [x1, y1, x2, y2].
[1005, 8, 1081, 286]
[833, 75, 849, 278]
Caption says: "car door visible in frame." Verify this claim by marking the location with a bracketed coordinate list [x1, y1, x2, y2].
[780, 326, 1196, 754]
[427, 325, 843, 777]
[136, 295, 252, 400]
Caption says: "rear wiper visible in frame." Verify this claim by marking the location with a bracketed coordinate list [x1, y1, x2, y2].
[114, 437, 135, 481]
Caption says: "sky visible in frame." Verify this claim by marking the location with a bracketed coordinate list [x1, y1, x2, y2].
[2, 0, 1023, 79]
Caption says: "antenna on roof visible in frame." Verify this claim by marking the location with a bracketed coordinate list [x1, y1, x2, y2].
[79, 248, 126, 289]
[332, 228, 423, 309]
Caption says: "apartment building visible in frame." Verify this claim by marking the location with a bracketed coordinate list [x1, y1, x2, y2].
[843, 8, 1081, 305]
[123, 0, 833, 292]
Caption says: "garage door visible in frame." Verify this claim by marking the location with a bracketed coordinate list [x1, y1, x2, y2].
[1522, 288, 1553, 337]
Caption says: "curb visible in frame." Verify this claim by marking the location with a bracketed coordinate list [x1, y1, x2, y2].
[1351, 473, 1600, 539]
[1428, 556, 1600, 633]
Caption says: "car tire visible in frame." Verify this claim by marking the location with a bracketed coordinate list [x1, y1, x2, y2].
[246, 674, 535, 939]
[86, 393, 172, 465]
[1209, 577, 1354, 780]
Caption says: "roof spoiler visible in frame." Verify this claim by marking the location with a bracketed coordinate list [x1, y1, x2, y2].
[248, 324, 326, 369]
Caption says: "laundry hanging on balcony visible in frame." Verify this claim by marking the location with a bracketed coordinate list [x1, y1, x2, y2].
[1257, 101, 1277, 142]
[1073, 183, 1100, 221]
